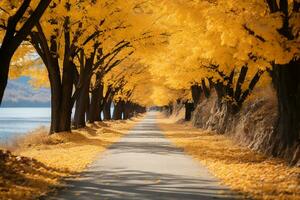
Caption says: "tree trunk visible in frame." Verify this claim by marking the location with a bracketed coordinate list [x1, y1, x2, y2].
[214, 82, 226, 107]
[113, 100, 124, 120]
[73, 63, 94, 128]
[185, 102, 194, 121]
[191, 85, 202, 107]
[202, 79, 210, 98]
[48, 64, 62, 133]
[0, 53, 12, 105]
[135, 104, 145, 115]
[88, 84, 104, 123]
[73, 83, 89, 128]
[49, 72, 74, 133]
[103, 98, 112, 120]
[124, 102, 133, 120]
[164, 103, 173, 116]
[0, 0, 52, 105]
[271, 60, 300, 164]
[57, 62, 74, 132]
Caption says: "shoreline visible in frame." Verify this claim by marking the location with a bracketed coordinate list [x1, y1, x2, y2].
[0, 116, 143, 200]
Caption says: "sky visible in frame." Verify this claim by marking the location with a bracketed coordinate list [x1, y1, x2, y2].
[2, 76, 51, 107]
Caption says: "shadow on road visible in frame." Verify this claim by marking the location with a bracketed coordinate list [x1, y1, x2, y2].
[50, 168, 239, 200]
[46, 113, 243, 200]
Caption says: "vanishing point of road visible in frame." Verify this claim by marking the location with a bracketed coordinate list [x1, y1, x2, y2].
[48, 112, 241, 200]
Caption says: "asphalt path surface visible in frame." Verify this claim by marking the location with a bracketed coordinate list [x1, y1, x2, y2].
[48, 112, 240, 200]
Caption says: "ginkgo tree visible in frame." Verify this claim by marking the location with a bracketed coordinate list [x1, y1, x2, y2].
[109, 60, 151, 119]
[28, 0, 106, 132]
[1, 0, 299, 164]
[26, 0, 167, 132]
[145, 0, 299, 162]
[0, 0, 51, 104]
[147, 0, 268, 108]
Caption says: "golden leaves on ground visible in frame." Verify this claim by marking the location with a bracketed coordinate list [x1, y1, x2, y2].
[0, 149, 66, 200]
[0, 116, 143, 200]
[17, 119, 139, 172]
[159, 117, 300, 200]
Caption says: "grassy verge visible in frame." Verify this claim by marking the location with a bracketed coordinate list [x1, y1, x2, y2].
[0, 116, 142, 200]
[158, 116, 300, 200]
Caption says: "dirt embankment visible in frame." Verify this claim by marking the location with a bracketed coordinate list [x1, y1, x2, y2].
[193, 88, 277, 152]
[158, 116, 300, 200]
[183, 86, 297, 165]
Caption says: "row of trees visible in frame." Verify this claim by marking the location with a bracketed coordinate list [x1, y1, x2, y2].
[0, 0, 299, 163]
[0, 0, 161, 133]
[147, 0, 299, 163]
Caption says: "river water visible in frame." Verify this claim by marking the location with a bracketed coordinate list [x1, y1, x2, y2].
[0, 107, 51, 143]
[0, 107, 114, 144]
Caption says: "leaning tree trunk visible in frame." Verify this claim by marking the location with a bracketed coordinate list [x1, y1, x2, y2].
[271, 60, 300, 164]
[0, 52, 13, 105]
[0, 0, 52, 105]
[202, 79, 211, 98]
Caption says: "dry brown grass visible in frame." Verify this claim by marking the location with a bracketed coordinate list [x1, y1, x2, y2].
[0, 116, 143, 200]
[158, 115, 300, 200]
[0, 149, 68, 200]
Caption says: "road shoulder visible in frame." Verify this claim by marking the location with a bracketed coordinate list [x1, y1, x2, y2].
[158, 116, 300, 200]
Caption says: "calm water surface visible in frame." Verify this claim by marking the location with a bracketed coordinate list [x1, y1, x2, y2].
[0, 107, 114, 144]
[0, 107, 51, 143]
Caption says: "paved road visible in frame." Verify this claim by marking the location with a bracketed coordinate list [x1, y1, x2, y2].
[48, 112, 240, 200]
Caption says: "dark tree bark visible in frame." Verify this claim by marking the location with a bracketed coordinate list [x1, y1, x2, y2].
[271, 60, 300, 163]
[191, 85, 202, 106]
[163, 103, 173, 116]
[30, 26, 63, 133]
[135, 105, 146, 114]
[73, 83, 89, 128]
[113, 100, 124, 120]
[264, 0, 300, 164]
[30, 19, 78, 133]
[226, 70, 235, 99]
[185, 102, 194, 121]
[0, 0, 51, 105]
[124, 102, 134, 120]
[202, 79, 210, 98]
[88, 83, 104, 123]
[234, 66, 248, 104]
[168, 103, 173, 115]
[103, 98, 112, 120]
[214, 81, 226, 106]
[237, 69, 263, 108]
[0, 55, 12, 105]
[73, 53, 96, 128]
[48, 56, 62, 133]
[208, 66, 264, 135]
[57, 17, 75, 132]
[212, 66, 263, 113]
